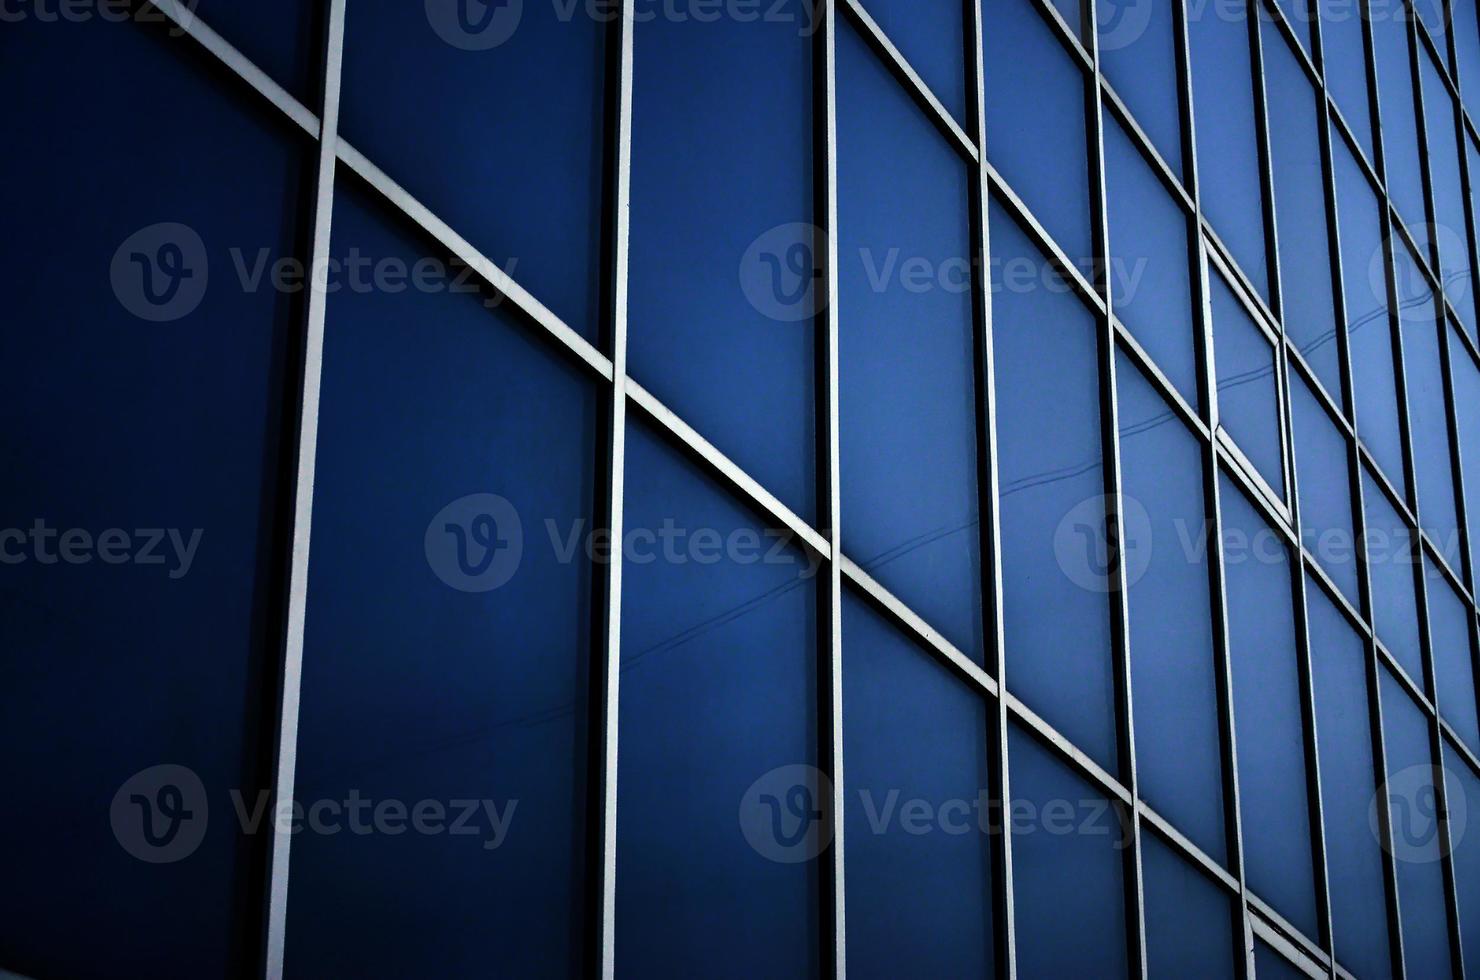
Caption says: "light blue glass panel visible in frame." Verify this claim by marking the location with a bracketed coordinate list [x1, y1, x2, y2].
[1450, 328, 1480, 580]
[1212, 269, 1286, 494]
[1100, 0, 1182, 174]
[1426, 559, 1480, 754]
[1319, 0, 1376, 161]
[1291, 371, 1360, 602]
[1444, 747, 1480, 975]
[1143, 832, 1237, 979]
[1372, 4, 1429, 255]
[859, 0, 967, 124]
[1420, 51, 1479, 338]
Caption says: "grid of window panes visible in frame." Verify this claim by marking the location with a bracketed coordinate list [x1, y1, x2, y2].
[9, 0, 1480, 976]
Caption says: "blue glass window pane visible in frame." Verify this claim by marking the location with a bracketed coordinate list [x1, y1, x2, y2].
[1142, 832, 1237, 979]
[617, 420, 821, 976]
[839, 19, 983, 660]
[1106, 115, 1199, 402]
[1291, 372, 1360, 601]
[1212, 270, 1286, 494]
[1266, 24, 1344, 398]
[194, 0, 321, 102]
[1420, 53, 1480, 338]
[1450, 329, 1480, 580]
[285, 188, 597, 976]
[338, 4, 607, 341]
[859, 0, 967, 124]
[0, 20, 308, 978]
[1380, 670, 1457, 979]
[985, 0, 1094, 268]
[1363, 469, 1426, 683]
[1119, 353, 1226, 863]
[1099, 0, 1182, 174]
[991, 203, 1119, 774]
[1455, 0, 1480, 124]
[1319, 0, 1376, 161]
[629, 0, 816, 524]
[1220, 475, 1321, 938]
[1050, 0, 1083, 37]
[1307, 574, 1395, 980]
[1444, 748, 1480, 975]
[1336, 134, 1408, 493]
[1255, 941, 1309, 979]
[1411, 0, 1447, 37]
[1373, 6, 1429, 254]
[1189, 0, 1270, 300]
[842, 589, 996, 978]
[1276, 0, 1314, 54]
[1008, 725, 1130, 977]
[1426, 560, 1480, 753]
[1394, 246, 1461, 558]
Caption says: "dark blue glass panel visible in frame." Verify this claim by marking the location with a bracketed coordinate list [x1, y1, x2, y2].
[1426, 560, 1480, 753]
[1142, 832, 1237, 979]
[1220, 476, 1321, 938]
[1380, 670, 1456, 980]
[630, 0, 815, 524]
[839, 20, 983, 660]
[985, 0, 1093, 269]
[1394, 246, 1461, 559]
[1189, 0, 1269, 300]
[1420, 52, 1480, 339]
[1444, 748, 1480, 975]
[1254, 941, 1308, 979]
[338, 3, 606, 341]
[1373, 6, 1429, 255]
[1450, 329, 1480, 580]
[617, 420, 820, 977]
[1105, 115, 1199, 402]
[859, 0, 967, 124]
[1308, 574, 1395, 980]
[1119, 353, 1226, 863]
[286, 187, 597, 977]
[1099, 0, 1182, 175]
[1335, 134, 1408, 493]
[1008, 725, 1130, 978]
[842, 589, 995, 978]
[991, 203, 1119, 774]
[1319, 0, 1375, 161]
[1212, 270, 1286, 494]
[1363, 469, 1426, 683]
[0, 19, 308, 979]
[1455, 0, 1480, 125]
[194, 0, 321, 102]
[1291, 372, 1360, 601]
[1266, 23, 1343, 398]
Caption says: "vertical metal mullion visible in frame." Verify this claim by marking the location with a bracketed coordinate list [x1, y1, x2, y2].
[814, 3, 845, 975]
[1084, 4, 1148, 975]
[964, 1, 1016, 975]
[1251, 2, 1340, 967]
[261, 1, 346, 977]
[593, 2, 634, 978]
[1177, 0, 1256, 973]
